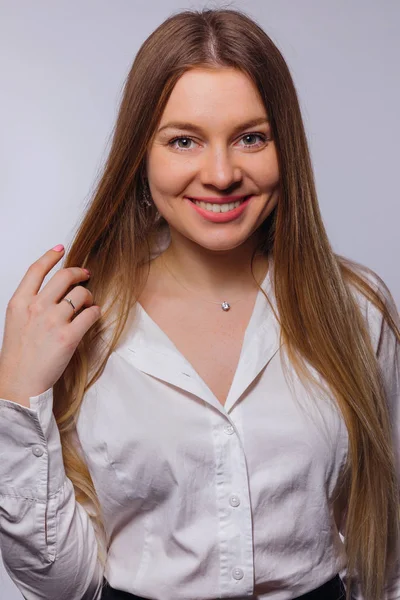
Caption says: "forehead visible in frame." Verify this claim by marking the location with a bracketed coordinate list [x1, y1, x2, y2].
[159, 67, 267, 125]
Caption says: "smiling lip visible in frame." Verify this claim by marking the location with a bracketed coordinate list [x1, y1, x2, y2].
[187, 195, 250, 204]
[186, 194, 253, 223]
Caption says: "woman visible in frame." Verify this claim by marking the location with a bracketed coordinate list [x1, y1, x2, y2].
[0, 7, 398, 600]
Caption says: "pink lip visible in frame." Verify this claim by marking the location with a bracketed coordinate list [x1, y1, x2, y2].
[187, 194, 250, 205]
[186, 195, 253, 223]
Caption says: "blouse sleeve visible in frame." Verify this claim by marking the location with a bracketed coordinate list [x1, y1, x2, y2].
[0, 387, 104, 600]
[339, 271, 400, 599]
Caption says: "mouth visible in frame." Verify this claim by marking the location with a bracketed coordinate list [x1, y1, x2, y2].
[188, 195, 251, 214]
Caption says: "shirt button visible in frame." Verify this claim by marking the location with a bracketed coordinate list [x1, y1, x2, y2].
[224, 424, 234, 435]
[32, 445, 44, 457]
[232, 567, 244, 580]
[229, 494, 241, 507]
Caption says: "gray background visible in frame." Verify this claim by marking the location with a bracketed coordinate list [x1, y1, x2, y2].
[0, 1, 399, 598]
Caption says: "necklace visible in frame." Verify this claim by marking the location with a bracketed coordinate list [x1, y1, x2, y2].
[161, 253, 253, 311]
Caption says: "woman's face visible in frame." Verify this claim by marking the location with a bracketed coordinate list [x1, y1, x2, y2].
[146, 66, 279, 253]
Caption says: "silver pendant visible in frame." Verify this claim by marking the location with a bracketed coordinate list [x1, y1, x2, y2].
[221, 301, 231, 311]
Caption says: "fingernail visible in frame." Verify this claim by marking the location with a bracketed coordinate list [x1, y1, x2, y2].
[52, 244, 64, 252]
[82, 268, 91, 276]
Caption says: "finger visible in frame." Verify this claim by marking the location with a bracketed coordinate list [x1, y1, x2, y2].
[66, 304, 101, 342]
[12, 246, 66, 300]
[39, 267, 91, 304]
[57, 286, 94, 320]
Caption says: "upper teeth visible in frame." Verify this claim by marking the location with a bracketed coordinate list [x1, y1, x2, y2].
[192, 199, 244, 213]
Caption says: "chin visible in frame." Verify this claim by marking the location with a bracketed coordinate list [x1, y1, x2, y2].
[181, 230, 256, 253]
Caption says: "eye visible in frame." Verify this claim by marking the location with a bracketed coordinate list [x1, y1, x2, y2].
[168, 137, 198, 151]
[237, 133, 269, 148]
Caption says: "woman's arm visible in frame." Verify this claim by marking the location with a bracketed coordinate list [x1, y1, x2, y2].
[0, 386, 104, 600]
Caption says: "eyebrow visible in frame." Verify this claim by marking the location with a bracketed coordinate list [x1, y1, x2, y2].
[157, 117, 270, 136]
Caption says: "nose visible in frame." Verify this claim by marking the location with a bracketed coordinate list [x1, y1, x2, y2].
[199, 145, 242, 190]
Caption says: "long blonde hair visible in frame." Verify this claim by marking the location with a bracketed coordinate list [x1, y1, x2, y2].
[54, 8, 400, 599]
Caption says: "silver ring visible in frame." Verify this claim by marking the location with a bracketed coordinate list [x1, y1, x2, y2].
[62, 297, 77, 315]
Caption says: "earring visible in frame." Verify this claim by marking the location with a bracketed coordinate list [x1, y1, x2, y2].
[142, 179, 152, 207]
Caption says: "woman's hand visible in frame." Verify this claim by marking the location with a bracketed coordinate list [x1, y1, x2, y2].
[0, 245, 101, 407]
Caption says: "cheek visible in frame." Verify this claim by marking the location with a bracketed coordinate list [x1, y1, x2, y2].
[147, 147, 194, 193]
[254, 149, 280, 188]
[267, 163, 280, 189]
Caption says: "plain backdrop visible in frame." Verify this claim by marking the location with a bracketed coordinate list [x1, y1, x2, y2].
[0, 1, 399, 598]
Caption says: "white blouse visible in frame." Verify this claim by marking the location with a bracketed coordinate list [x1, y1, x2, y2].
[0, 226, 399, 600]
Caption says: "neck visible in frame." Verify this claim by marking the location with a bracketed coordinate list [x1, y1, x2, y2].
[157, 227, 269, 300]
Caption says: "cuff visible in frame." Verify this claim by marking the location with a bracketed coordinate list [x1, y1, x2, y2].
[0, 387, 66, 500]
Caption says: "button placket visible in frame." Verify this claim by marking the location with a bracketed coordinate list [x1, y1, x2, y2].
[215, 413, 253, 595]
[225, 410, 254, 595]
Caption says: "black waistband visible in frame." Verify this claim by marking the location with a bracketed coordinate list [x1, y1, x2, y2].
[100, 573, 346, 600]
